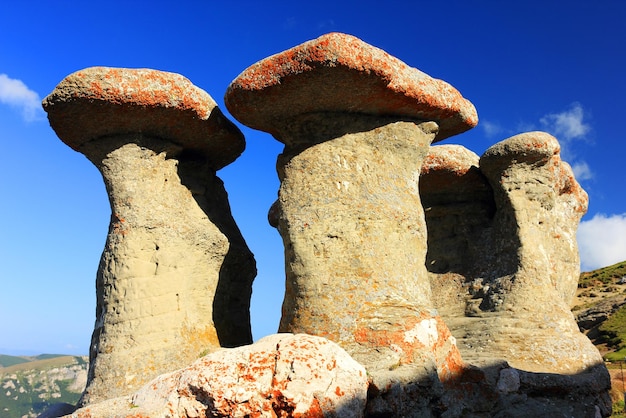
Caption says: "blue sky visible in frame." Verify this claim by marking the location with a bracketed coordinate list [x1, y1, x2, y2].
[1, 1, 625, 355]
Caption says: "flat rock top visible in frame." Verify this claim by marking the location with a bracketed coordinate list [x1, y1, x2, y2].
[480, 131, 560, 167]
[225, 32, 478, 142]
[422, 144, 480, 176]
[43, 67, 244, 169]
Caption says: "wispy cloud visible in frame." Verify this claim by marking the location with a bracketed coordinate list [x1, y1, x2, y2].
[317, 19, 336, 30]
[540, 103, 590, 142]
[538, 103, 592, 180]
[0, 73, 44, 121]
[480, 120, 504, 138]
[578, 213, 626, 271]
[283, 17, 297, 30]
[571, 161, 593, 181]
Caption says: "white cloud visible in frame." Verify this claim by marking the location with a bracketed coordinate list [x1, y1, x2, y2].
[0, 73, 44, 121]
[480, 120, 504, 138]
[540, 102, 590, 141]
[571, 161, 593, 181]
[578, 213, 626, 271]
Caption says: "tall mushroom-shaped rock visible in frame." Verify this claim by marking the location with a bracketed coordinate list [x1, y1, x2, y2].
[473, 131, 602, 372]
[225, 33, 476, 414]
[43, 67, 256, 405]
[420, 137, 610, 415]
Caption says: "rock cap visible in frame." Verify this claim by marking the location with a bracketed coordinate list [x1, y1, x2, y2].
[43, 67, 244, 169]
[225, 32, 478, 142]
[480, 131, 560, 170]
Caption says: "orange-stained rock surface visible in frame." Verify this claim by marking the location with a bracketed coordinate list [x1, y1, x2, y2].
[225, 33, 474, 415]
[43, 66, 244, 170]
[65, 334, 368, 418]
[225, 32, 477, 142]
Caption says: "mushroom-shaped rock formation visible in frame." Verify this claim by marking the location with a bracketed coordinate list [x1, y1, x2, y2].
[420, 134, 609, 415]
[473, 132, 600, 372]
[226, 33, 473, 415]
[420, 145, 495, 317]
[43, 67, 256, 406]
[226, 32, 477, 143]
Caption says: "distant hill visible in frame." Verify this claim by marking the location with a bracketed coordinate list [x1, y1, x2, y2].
[0, 355, 30, 368]
[0, 354, 87, 418]
[0, 354, 68, 368]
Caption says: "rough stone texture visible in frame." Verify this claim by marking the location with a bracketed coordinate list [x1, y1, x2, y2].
[43, 67, 256, 406]
[420, 133, 610, 415]
[42, 66, 243, 170]
[420, 145, 495, 318]
[225, 33, 470, 415]
[64, 334, 369, 418]
[225, 32, 478, 142]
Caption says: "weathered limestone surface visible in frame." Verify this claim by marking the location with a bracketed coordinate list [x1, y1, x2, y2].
[226, 32, 476, 415]
[63, 334, 369, 418]
[43, 67, 256, 406]
[420, 132, 610, 414]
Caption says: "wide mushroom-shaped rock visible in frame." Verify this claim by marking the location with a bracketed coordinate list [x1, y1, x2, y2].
[226, 32, 474, 415]
[43, 67, 256, 406]
[226, 32, 477, 143]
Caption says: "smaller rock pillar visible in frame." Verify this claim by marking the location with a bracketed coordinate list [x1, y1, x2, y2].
[225, 33, 478, 413]
[477, 131, 602, 372]
[43, 67, 256, 405]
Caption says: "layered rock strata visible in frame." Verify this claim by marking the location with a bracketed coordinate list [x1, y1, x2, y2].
[65, 334, 369, 418]
[43, 67, 256, 405]
[225, 32, 477, 414]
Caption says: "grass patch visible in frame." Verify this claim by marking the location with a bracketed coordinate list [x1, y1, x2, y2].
[600, 304, 626, 360]
[579, 260, 626, 288]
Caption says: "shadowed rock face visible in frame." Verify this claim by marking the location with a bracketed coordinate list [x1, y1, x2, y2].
[421, 132, 604, 375]
[43, 67, 256, 406]
[225, 32, 474, 415]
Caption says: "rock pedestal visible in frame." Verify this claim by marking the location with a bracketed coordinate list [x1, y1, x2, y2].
[43, 67, 256, 405]
[420, 132, 610, 414]
[225, 32, 477, 414]
[475, 132, 601, 373]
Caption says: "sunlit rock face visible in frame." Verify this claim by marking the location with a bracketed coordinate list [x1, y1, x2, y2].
[64, 334, 369, 418]
[225, 32, 476, 415]
[43, 67, 256, 406]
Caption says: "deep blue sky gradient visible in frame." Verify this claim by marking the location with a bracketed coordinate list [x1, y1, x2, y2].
[1, 0, 625, 355]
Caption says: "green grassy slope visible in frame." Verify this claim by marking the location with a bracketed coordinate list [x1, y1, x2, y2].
[0, 355, 30, 367]
[579, 260, 626, 288]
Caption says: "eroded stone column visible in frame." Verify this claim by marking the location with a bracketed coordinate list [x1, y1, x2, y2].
[422, 133, 604, 373]
[477, 131, 602, 372]
[43, 67, 256, 405]
[225, 33, 478, 413]
[420, 136, 610, 415]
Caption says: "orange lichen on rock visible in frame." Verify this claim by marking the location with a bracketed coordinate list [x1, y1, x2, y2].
[225, 32, 478, 142]
[43, 66, 244, 170]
